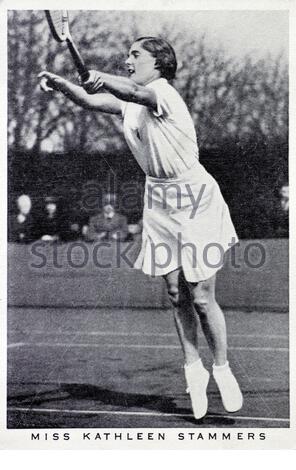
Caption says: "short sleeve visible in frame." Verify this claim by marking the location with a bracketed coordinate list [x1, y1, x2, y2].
[146, 79, 171, 118]
[120, 100, 128, 118]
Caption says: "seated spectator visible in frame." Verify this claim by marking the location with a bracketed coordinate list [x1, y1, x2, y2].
[9, 194, 37, 243]
[128, 218, 143, 241]
[279, 183, 289, 212]
[67, 221, 81, 240]
[272, 182, 289, 238]
[84, 193, 128, 242]
[60, 204, 88, 242]
[38, 196, 62, 242]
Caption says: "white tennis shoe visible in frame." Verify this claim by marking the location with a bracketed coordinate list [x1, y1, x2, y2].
[213, 361, 243, 412]
[184, 359, 210, 420]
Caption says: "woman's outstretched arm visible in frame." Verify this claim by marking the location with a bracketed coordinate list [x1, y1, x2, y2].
[82, 70, 157, 110]
[38, 71, 122, 114]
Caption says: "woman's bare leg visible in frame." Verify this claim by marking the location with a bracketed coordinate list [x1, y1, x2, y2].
[163, 269, 209, 419]
[163, 268, 200, 365]
[188, 275, 227, 366]
[188, 274, 243, 412]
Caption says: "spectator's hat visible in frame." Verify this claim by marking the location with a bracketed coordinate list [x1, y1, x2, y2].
[103, 193, 117, 206]
[17, 194, 31, 205]
[45, 196, 57, 204]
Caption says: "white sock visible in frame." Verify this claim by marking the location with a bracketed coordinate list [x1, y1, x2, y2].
[212, 361, 229, 372]
[212, 360, 243, 412]
[185, 358, 205, 372]
[184, 358, 209, 420]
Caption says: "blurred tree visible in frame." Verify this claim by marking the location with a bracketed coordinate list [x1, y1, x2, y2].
[8, 10, 132, 153]
[173, 34, 288, 148]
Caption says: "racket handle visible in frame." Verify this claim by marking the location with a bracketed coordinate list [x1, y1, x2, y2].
[66, 38, 89, 81]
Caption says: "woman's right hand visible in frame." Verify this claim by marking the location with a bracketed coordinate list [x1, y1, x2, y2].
[38, 71, 66, 92]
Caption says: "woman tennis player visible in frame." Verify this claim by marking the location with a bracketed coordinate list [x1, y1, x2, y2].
[39, 37, 243, 419]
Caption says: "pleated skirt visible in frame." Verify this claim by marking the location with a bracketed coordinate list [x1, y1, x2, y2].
[134, 161, 238, 282]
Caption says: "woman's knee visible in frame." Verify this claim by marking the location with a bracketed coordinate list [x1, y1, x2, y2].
[163, 269, 182, 307]
[167, 283, 179, 307]
[192, 280, 215, 315]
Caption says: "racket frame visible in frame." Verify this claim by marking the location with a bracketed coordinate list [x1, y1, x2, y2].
[45, 10, 89, 81]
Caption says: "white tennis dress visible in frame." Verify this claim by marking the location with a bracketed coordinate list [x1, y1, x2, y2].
[121, 78, 238, 282]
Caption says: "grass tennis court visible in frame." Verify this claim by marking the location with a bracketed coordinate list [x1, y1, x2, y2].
[7, 306, 289, 428]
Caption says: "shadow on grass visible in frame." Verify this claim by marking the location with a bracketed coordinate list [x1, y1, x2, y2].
[7, 382, 243, 428]
[8, 382, 183, 413]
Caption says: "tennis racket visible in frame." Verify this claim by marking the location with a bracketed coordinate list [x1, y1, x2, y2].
[45, 10, 89, 81]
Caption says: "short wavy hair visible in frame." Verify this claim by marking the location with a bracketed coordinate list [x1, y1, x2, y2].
[135, 37, 177, 80]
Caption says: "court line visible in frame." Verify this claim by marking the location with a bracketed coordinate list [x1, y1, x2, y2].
[9, 330, 288, 340]
[7, 406, 289, 423]
[7, 342, 289, 352]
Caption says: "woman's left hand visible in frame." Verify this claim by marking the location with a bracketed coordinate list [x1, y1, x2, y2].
[38, 71, 66, 92]
[82, 70, 105, 94]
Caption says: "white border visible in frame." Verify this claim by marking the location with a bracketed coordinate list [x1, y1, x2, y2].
[1, 0, 295, 451]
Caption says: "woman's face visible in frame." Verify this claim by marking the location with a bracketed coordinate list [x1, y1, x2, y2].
[126, 42, 160, 85]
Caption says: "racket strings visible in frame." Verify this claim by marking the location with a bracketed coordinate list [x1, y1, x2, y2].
[48, 10, 68, 39]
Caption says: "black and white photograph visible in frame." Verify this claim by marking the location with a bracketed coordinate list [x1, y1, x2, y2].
[0, 0, 295, 450]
